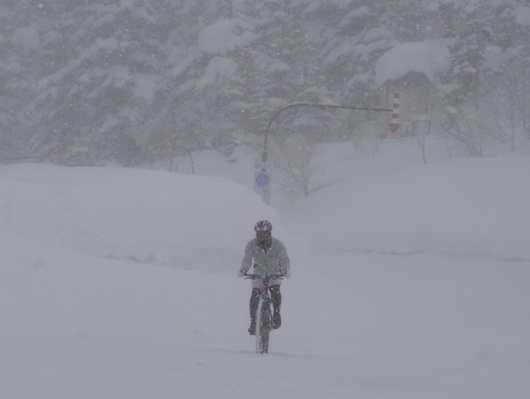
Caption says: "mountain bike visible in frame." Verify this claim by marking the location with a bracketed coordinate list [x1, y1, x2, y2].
[244, 274, 283, 354]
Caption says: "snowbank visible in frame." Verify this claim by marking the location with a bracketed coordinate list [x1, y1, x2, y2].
[288, 157, 530, 261]
[0, 164, 277, 271]
[2, 152, 530, 399]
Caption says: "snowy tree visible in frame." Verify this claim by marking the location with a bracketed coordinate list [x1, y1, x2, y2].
[1, 0, 530, 163]
[27, 0, 175, 165]
[444, 1, 502, 105]
[0, 1, 50, 159]
[439, 1, 515, 153]
[297, 1, 396, 143]
[271, 132, 326, 200]
[496, 2, 530, 143]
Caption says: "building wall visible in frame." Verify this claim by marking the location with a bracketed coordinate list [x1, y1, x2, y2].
[381, 72, 435, 136]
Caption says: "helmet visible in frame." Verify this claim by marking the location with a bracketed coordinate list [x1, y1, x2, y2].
[254, 220, 272, 232]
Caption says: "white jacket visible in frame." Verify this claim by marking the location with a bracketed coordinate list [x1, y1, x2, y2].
[239, 237, 291, 287]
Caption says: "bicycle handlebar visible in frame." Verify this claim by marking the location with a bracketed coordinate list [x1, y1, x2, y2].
[244, 273, 284, 281]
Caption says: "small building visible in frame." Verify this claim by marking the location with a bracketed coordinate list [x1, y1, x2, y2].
[375, 39, 452, 135]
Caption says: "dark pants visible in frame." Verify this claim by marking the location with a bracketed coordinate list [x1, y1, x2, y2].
[249, 285, 281, 323]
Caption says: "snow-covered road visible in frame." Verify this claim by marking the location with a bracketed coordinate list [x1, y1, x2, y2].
[2, 158, 529, 398]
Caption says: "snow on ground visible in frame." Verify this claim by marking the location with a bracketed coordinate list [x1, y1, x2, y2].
[1, 138, 530, 398]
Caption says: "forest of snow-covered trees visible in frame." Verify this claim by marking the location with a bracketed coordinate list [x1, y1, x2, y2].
[1, 0, 529, 166]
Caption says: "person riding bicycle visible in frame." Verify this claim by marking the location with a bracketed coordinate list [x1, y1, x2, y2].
[238, 220, 291, 335]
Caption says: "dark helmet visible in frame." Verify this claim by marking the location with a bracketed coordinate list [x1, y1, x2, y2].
[254, 220, 272, 232]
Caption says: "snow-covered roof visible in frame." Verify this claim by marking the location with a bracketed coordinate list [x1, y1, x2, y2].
[375, 39, 451, 85]
[515, 6, 530, 25]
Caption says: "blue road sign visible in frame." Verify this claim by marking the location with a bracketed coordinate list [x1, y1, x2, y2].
[255, 171, 270, 187]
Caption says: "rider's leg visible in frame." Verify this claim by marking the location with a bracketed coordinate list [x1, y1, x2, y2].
[269, 285, 282, 329]
[248, 288, 260, 335]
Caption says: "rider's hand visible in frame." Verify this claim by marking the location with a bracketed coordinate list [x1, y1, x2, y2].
[237, 269, 245, 277]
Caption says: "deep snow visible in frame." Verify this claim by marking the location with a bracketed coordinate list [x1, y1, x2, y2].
[1, 137, 530, 398]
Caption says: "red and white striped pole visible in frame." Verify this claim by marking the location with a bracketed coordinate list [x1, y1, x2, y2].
[389, 93, 400, 133]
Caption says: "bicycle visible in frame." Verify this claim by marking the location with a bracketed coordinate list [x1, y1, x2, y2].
[244, 274, 284, 354]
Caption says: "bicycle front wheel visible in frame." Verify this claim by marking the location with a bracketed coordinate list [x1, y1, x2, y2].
[260, 306, 270, 354]
[255, 297, 271, 354]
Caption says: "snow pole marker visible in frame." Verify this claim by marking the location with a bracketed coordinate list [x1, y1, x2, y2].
[389, 93, 400, 133]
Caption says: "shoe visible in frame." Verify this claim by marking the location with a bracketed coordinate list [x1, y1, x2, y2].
[272, 310, 281, 329]
[248, 322, 256, 335]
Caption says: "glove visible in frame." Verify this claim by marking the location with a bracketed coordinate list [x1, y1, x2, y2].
[282, 270, 291, 279]
[237, 269, 245, 277]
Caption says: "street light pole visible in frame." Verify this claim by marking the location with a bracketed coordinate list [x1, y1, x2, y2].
[256, 102, 394, 204]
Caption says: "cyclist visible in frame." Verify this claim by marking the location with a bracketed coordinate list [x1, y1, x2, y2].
[238, 220, 291, 335]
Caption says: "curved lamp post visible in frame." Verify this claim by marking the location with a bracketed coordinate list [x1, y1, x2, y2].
[255, 103, 393, 204]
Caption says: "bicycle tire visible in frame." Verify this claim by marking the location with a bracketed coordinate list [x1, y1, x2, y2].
[260, 305, 271, 353]
[255, 296, 272, 354]
[255, 298, 264, 353]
